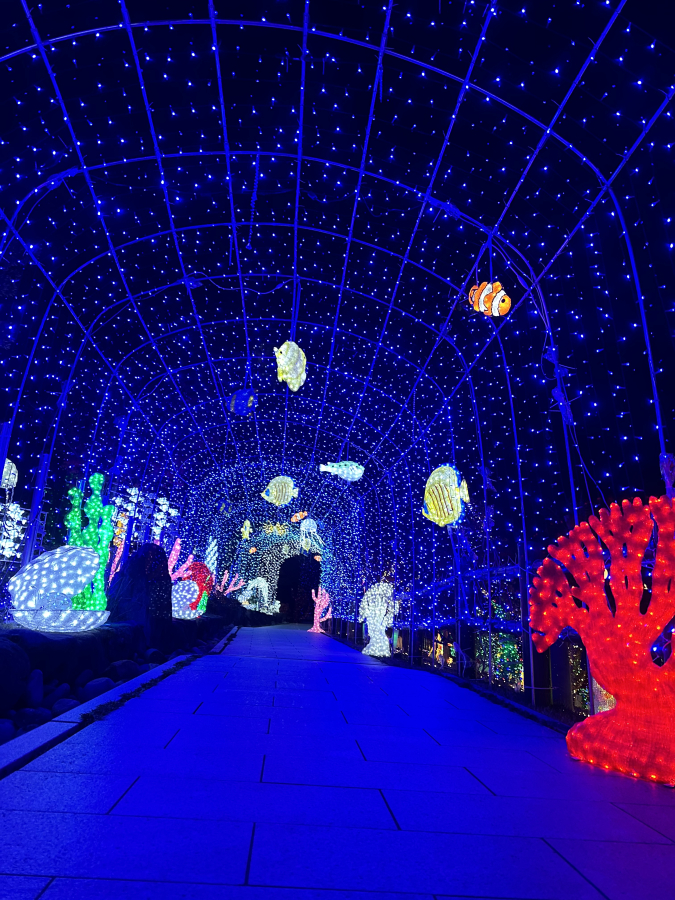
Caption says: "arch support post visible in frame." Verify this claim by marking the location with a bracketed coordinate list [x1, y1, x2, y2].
[21, 453, 50, 566]
[0, 422, 11, 479]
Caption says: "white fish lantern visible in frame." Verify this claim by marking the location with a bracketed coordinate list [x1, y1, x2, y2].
[9, 545, 108, 633]
[171, 580, 200, 620]
[319, 461, 364, 482]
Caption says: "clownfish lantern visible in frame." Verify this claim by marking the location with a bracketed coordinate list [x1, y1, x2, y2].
[469, 281, 511, 318]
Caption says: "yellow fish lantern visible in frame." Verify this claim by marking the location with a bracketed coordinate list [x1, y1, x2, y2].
[274, 340, 307, 391]
[261, 475, 299, 507]
[241, 519, 251, 540]
[422, 465, 470, 527]
[469, 281, 511, 318]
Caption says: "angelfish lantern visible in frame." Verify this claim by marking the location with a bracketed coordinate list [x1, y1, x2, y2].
[9, 545, 109, 632]
[274, 340, 307, 392]
[422, 465, 469, 527]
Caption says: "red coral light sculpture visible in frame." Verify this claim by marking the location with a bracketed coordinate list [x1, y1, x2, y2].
[185, 561, 214, 611]
[529, 496, 675, 783]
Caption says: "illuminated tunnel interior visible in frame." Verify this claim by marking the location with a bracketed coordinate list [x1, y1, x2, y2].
[0, 2, 674, 897]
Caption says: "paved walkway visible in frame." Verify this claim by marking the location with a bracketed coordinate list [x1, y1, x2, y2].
[0, 624, 673, 900]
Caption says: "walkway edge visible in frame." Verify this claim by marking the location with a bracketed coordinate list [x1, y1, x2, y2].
[0, 721, 81, 780]
[0, 655, 192, 781]
[327, 632, 569, 735]
[208, 625, 238, 654]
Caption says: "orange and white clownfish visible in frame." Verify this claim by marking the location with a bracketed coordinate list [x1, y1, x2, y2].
[468, 281, 511, 317]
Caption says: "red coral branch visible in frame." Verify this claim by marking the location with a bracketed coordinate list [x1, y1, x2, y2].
[529, 496, 675, 783]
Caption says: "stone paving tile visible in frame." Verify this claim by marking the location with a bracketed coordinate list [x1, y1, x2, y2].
[113, 777, 395, 829]
[0, 875, 52, 900]
[548, 838, 675, 900]
[613, 803, 675, 840]
[465, 763, 675, 805]
[1, 625, 670, 900]
[262, 754, 492, 794]
[383, 788, 672, 842]
[0, 771, 136, 814]
[40, 883, 437, 900]
[248, 822, 604, 898]
[0, 810, 251, 883]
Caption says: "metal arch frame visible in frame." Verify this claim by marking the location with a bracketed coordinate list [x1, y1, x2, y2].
[0, 144, 608, 268]
[118, 0, 245, 503]
[143, 412, 391, 510]
[3, 258, 467, 483]
[109, 319, 452, 417]
[96, 355, 431, 489]
[3, 133, 638, 466]
[0, 208, 187, 483]
[320, 328, 488, 525]
[18, 2, 219, 473]
[282, 0, 311, 474]
[208, 0, 265, 477]
[332, 0, 629, 495]
[491, 0, 629, 234]
[2, 6, 669, 610]
[7, 212, 467, 296]
[5, 7, 660, 428]
[309, 4, 495, 514]
[359, 79, 675, 502]
[0, 14, 641, 188]
[302, 0, 394, 479]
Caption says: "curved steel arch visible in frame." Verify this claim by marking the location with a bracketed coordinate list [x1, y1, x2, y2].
[359, 79, 675, 503]
[19, 4, 219, 473]
[0, 5, 662, 564]
[320, 332, 489, 525]
[0, 16, 624, 188]
[90, 321, 456, 436]
[101, 359, 430, 474]
[135, 403, 394, 504]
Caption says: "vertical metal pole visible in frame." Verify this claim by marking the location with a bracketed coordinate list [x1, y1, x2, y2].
[21, 453, 50, 565]
[0, 422, 11, 479]
[487, 526, 493, 685]
[518, 540, 536, 707]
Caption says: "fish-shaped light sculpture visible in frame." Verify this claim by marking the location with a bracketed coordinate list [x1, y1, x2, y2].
[261, 476, 299, 507]
[274, 341, 307, 391]
[319, 461, 364, 482]
[422, 465, 469, 527]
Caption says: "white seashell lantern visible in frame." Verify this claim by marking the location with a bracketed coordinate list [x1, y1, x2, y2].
[9, 545, 109, 632]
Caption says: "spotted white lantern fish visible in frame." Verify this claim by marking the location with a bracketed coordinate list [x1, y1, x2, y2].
[319, 461, 364, 482]
[261, 476, 299, 507]
[469, 281, 511, 318]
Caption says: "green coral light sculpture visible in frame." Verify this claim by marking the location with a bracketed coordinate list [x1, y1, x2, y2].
[65, 473, 114, 611]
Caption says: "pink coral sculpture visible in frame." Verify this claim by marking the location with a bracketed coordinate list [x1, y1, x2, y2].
[309, 586, 332, 633]
[218, 569, 244, 595]
[168, 538, 193, 582]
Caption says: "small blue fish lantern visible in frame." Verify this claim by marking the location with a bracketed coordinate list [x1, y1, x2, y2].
[229, 388, 257, 416]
